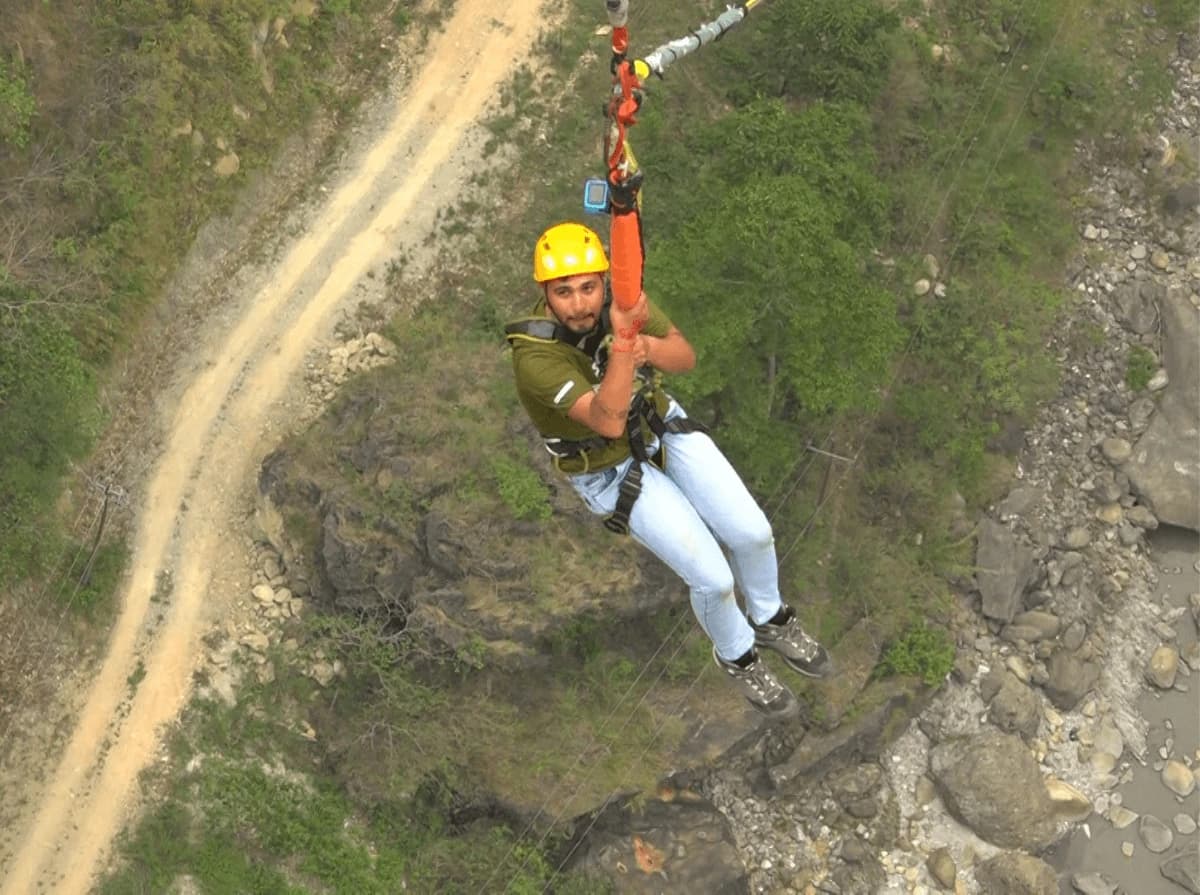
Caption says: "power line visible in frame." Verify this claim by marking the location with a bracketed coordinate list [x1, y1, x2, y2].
[2, 480, 101, 662]
[0, 476, 128, 743]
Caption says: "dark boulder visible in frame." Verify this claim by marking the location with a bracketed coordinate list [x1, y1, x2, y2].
[558, 790, 749, 894]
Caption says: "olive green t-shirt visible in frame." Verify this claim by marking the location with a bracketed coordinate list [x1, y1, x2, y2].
[510, 297, 673, 473]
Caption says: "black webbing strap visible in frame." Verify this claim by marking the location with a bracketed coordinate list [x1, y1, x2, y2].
[544, 434, 610, 460]
[626, 393, 651, 463]
[601, 400, 709, 536]
[603, 460, 644, 535]
[504, 295, 613, 359]
[628, 389, 708, 455]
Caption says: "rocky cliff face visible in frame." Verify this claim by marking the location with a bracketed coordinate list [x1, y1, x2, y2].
[253, 336, 686, 671]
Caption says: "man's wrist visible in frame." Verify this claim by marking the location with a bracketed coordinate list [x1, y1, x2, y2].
[595, 398, 627, 420]
[614, 325, 642, 340]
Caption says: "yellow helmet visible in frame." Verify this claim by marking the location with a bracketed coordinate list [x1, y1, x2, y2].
[532, 223, 609, 283]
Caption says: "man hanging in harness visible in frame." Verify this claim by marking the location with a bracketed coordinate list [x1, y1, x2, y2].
[506, 221, 832, 721]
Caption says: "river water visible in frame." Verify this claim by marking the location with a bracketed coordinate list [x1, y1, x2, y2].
[1048, 526, 1200, 894]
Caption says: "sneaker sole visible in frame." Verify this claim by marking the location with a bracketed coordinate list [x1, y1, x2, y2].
[752, 695, 802, 722]
[756, 641, 834, 679]
[781, 657, 834, 679]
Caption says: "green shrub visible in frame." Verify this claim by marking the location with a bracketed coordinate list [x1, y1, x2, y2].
[0, 306, 96, 580]
[0, 56, 35, 147]
[490, 456, 552, 522]
[877, 624, 955, 685]
[1125, 345, 1157, 391]
[69, 541, 130, 619]
[650, 172, 901, 488]
[547, 615, 604, 662]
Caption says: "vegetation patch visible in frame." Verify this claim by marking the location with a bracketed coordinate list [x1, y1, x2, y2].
[1125, 344, 1158, 391]
[0, 0, 405, 584]
[0, 55, 35, 148]
[490, 455, 553, 522]
[876, 623, 956, 686]
[102, 614, 632, 892]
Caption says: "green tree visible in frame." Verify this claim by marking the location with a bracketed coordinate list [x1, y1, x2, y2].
[730, 0, 900, 103]
[686, 100, 889, 248]
[0, 304, 96, 579]
[649, 174, 901, 483]
[0, 56, 36, 148]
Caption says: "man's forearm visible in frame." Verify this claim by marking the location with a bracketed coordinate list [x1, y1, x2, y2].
[589, 343, 638, 434]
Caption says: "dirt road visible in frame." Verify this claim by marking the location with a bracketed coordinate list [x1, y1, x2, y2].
[0, 2, 546, 891]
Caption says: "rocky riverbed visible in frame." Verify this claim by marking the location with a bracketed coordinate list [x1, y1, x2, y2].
[1046, 525, 1199, 895]
[703, 33, 1200, 895]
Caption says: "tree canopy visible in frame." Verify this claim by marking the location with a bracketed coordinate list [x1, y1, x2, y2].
[645, 99, 900, 485]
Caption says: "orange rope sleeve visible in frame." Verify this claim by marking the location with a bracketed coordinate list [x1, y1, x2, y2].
[609, 212, 643, 311]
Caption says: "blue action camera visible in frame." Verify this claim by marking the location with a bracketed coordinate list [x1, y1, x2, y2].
[582, 177, 610, 214]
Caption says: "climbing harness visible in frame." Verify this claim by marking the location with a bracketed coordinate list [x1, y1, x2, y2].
[506, 292, 706, 532]
[604, 390, 709, 536]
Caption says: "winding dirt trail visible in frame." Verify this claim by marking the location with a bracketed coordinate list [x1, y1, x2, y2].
[0, 2, 546, 891]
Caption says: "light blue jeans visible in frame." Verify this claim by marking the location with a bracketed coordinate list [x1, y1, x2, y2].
[569, 402, 784, 662]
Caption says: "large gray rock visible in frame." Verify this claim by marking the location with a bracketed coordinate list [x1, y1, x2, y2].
[927, 847, 957, 890]
[974, 851, 1058, 895]
[1043, 648, 1100, 710]
[988, 674, 1041, 740]
[319, 509, 421, 613]
[1161, 180, 1200, 219]
[1140, 813, 1175, 853]
[1126, 286, 1200, 532]
[1002, 610, 1062, 643]
[1112, 278, 1162, 335]
[976, 519, 1039, 622]
[418, 511, 466, 579]
[828, 837, 887, 894]
[928, 732, 1061, 850]
[560, 791, 749, 894]
[997, 486, 1045, 518]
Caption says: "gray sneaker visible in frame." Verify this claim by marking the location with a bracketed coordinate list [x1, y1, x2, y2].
[751, 605, 833, 678]
[713, 647, 801, 721]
